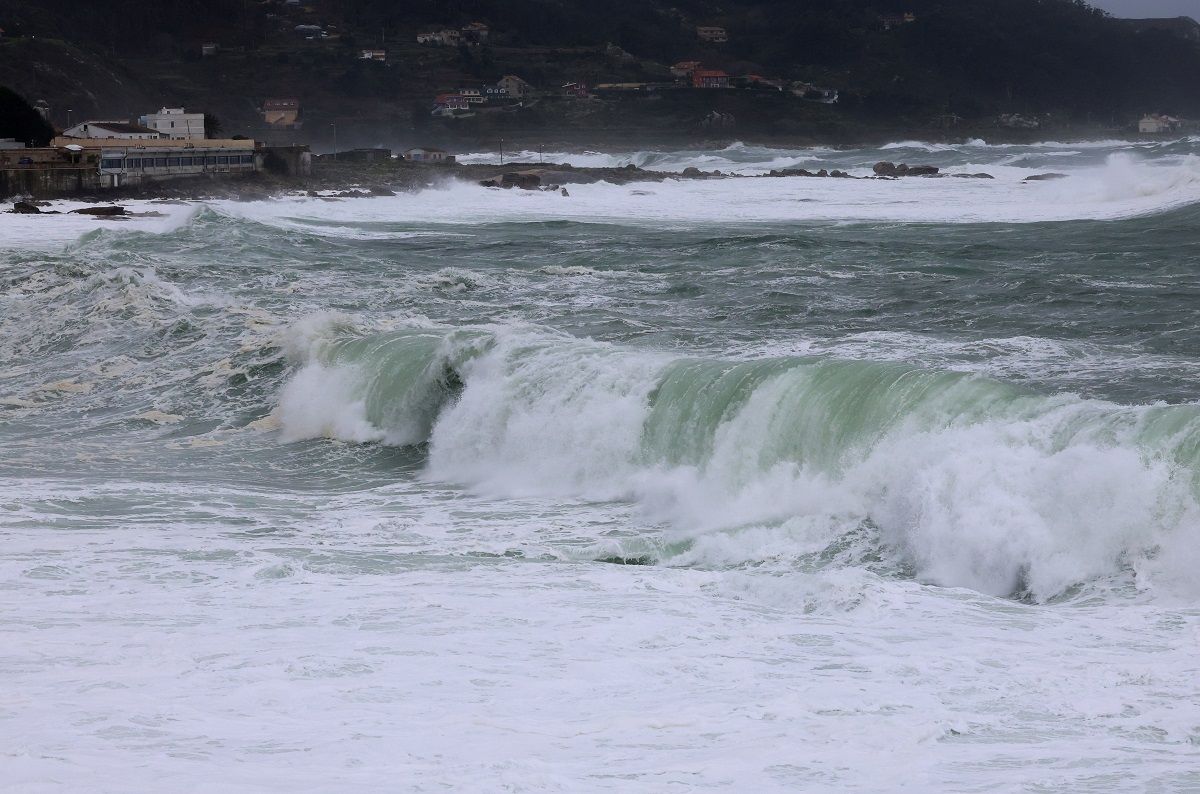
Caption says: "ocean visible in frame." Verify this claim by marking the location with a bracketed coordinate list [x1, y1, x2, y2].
[3, 138, 1199, 791]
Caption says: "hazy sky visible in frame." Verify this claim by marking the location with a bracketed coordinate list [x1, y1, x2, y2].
[1088, 0, 1200, 17]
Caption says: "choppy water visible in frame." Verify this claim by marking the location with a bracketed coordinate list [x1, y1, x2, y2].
[4, 138, 1200, 791]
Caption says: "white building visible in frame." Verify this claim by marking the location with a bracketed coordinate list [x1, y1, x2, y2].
[61, 121, 163, 140]
[404, 147, 454, 163]
[1139, 114, 1180, 134]
[496, 75, 532, 98]
[139, 108, 206, 140]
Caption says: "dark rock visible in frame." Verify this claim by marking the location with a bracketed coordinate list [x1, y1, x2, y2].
[681, 167, 703, 177]
[830, 170, 852, 178]
[874, 161, 939, 177]
[817, 169, 829, 177]
[71, 206, 125, 216]
[953, 173, 995, 179]
[500, 171, 541, 190]
[368, 186, 395, 196]
[1025, 173, 1068, 181]
[624, 163, 638, 170]
[561, 188, 570, 197]
[10, 201, 41, 214]
[479, 179, 500, 188]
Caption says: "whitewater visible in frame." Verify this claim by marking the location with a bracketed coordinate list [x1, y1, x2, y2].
[2, 138, 1200, 792]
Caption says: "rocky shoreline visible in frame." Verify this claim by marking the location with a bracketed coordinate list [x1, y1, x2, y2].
[4, 156, 1069, 211]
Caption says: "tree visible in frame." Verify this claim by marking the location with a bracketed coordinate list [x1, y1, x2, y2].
[203, 112, 222, 138]
[0, 86, 54, 146]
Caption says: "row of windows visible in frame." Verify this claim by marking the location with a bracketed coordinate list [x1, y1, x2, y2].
[100, 154, 254, 170]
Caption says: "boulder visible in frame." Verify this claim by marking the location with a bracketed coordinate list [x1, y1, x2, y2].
[873, 161, 940, 177]
[1025, 173, 1067, 181]
[681, 167, 704, 177]
[71, 206, 126, 216]
[953, 172, 995, 179]
[500, 171, 541, 190]
[10, 201, 41, 214]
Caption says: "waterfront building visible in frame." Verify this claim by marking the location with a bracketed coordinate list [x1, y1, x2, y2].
[49, 136, 258, 187]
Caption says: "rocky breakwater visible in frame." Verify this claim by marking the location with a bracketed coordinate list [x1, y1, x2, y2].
[470, 162, 722, 192]
[872, 161, 941, 178]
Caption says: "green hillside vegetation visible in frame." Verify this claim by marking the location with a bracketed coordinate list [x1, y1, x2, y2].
[0, 0, 1196, 143]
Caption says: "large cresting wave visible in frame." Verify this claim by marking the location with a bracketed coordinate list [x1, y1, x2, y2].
[276, 318, 1200, 601]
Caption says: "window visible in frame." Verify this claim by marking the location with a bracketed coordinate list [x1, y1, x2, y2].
[168, 158, 181, 167]
[101, 158, 123, 169]
[217, 156, 229, 165]
[155, 158, 168, 167]
[240, 155, 254, 164]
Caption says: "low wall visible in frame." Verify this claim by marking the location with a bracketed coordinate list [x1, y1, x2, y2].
[0, 166, 102, 200]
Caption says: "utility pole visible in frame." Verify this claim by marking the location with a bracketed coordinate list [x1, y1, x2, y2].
[499, 137, 504, 165]
[331, 122, 338, 160]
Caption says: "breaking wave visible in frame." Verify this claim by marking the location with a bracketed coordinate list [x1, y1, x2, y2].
[277, 321, 1200, 601]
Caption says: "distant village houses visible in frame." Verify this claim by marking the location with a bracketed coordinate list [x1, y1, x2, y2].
[696, 26, 728, 43]
[201, 42, 219, 57]
[417, 22, 489, 46]
[359, 48, 386, 61]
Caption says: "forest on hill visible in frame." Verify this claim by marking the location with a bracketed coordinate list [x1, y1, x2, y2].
[0, 0, 1197, 141]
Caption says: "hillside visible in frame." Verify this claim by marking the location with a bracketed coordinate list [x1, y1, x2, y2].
[1, 0, 1198, 148]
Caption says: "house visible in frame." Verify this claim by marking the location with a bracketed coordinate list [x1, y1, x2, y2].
[483, 86, 510, 101]
[461, 22, 489, 43]
[561, 82, 590, 98]
[692, 69, 729, 89]
[359, 49, 386, 61]
[404, 147, 454, 163]
[139, 108, 206, 140]
[460, 88, 485, 104]
[294, 24, 325, 38]
[879, 13, 916, 30]
[497, 75, 532, 99]
[262, 98, 301, 128]
[416, 32, 439, 44]
[438, 29, 462, 45]
[696, 26, 728, 43]
[671, 61, 702, 79]
[0, 138, 26, 150]
[61, 121, 163, 140]
[1140, 114, 1181, 134]
[201, 42, 219, 57]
